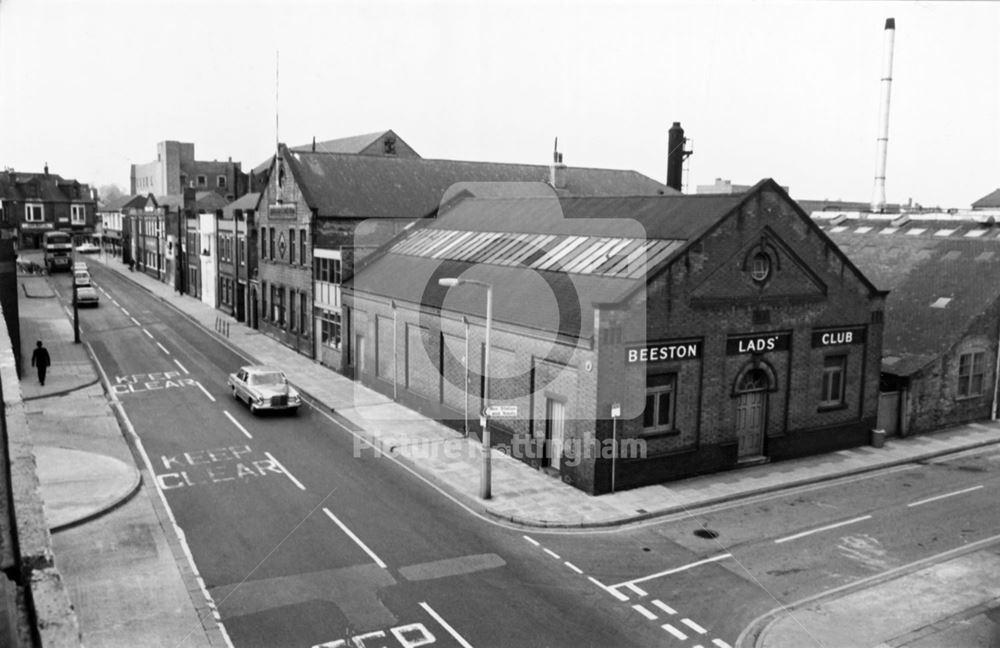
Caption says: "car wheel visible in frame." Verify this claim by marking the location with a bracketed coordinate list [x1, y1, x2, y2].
[231, 385, 238, 400]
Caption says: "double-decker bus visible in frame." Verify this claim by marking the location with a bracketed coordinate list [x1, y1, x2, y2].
[42, 230, 73, 272]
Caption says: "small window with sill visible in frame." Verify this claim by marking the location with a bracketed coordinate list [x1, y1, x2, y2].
[820, 354, 846, 408]
[25, 203, 44, 222]
[71, 205, 86, 225]
[958, 351, 986, 398]
[642, 373, 676, 434]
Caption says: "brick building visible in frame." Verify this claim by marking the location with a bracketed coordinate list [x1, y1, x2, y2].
[821, 215, 1000, 436]
[344, 179, 886, 493]
[0, 167, 97, 249]
[255, 141, 672, 362]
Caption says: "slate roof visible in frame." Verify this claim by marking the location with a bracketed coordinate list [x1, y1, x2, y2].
[99, 194, 145, 212]
[0, 171, 94, 203]
[292, 130, 416, 156]
[348, 184, 770, 340]
[972, 188, 1000, 209]
[281, 144, 674, 220]
[222, 192, 261, 217]
[827, 230, 1000, 376]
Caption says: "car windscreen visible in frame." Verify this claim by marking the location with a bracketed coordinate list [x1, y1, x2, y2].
[249, 372, 284, 386]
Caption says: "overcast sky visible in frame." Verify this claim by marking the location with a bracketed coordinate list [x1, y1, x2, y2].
[1, 0, 996, 208]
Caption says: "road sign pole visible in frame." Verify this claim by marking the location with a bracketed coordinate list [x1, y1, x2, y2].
[481, 285, 492, 500]
[611, 403, 621, 493]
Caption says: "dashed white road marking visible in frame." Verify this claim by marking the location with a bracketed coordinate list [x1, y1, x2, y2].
[143, 328, 154, 339]
[523, 535, 540, 547]
[652, 600, 676, 615]
[662, 623, 687, 640]
[907, 484, 983, 508]
[564, 561, 583, 574]
[774, 515, 872, 544]
[324, 508, 386, 569]
[156, 342, 170, 355]
[633, 604, 657, 620]
[266, 452, 306, 491]
[419, 601, 473, 648]
[613, 553, 732, 589]
[713, 639, 733, 648]
[682, 618, 707, 634]
[195, 381, 216, 402]
[623, 582, 647, 597]
[543, 548, 561, 560]
[224, 411, 253, 440]
[174, 359, 189, 374]
[130, 316, 140, 326]
[121, 307, 130, 316]
[589, 576, 629, 602]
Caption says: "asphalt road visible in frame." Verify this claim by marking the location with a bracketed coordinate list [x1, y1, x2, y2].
[73, 262, 667, 648]
[63, 261, 1000, 648]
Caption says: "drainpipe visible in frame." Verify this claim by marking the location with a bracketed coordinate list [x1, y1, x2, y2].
[992, 318, 1000, 420]
[392, 300, 398, 401]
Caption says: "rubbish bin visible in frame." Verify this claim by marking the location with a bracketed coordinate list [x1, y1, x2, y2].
[871, 428, 886, 448]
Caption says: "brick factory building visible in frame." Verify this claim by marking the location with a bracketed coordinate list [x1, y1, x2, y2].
[344, 179, 886, 493]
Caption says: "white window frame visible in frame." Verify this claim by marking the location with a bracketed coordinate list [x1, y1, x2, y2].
[25, 203, 44, 222]
[71, 204, 86, 225]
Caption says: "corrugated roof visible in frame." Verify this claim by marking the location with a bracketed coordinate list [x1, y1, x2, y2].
[830, 231, 1000, 376]
[350, 191, 748, 339]
[281, 145, 674, 220]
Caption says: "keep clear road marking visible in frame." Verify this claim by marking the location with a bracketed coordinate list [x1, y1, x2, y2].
[633, 604, 657, 620]
[773, 515, 873, 544]
[419, 602, 474, 648]
[223, 411, 253, 440]
[323, 508, 387, 568]
[174, 359, 189, 374]
[264, 451, 305, 490]
[156, 342, 171, 355]
[196, 381, 216, 402]
[907, 484, 984, 508]
[662, 624, 687, 640]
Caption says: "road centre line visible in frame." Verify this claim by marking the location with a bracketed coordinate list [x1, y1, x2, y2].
[589, 576, 630, 602]
[633, 604, 657, 620]
[196, 381, 216, 402]
[564, 561, 583, 574]
[156, 342, 171, 355]
[523, 535, 540, 547]
[613, 553, 732, 589]
[323, 508, 386, 568]
[143, 328, 154, 339]
[543, 548, 561, 560]
[174, 359, 189, 374]
[773, 515, 872, 544]
[265, 452, 306, 491]
[224, 411, 253, 439]
[907, 484, 983, 508]
[419, 602, 473, 648]
[121, 307, 130, 316]
[130, 316, 140, 326]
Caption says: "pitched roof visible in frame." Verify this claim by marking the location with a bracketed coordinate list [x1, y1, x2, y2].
[222, 192, 261, 216]
[281, 144, 674, 220]
[99, 194, 145, 212]
[0, 171, 94, 203]
[292, 130, 414, 155]
[828, 230, 1000, 376]
[972, 188, 1000, 209]
[348, 187, 756, 339]
[194, 191, 228, 212]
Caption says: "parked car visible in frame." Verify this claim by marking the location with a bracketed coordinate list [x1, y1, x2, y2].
[75, 242, 100, 254]
[75, 285, 99, 307]
[227, 365, 301, 414]
[72, 261, 88, 272]
[73, 270, 91, 287]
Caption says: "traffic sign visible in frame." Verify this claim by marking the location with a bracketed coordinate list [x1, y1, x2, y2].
[484, 405, 518, 418]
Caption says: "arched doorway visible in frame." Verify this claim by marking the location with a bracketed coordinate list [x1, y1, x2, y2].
[735, 368, 769, 460]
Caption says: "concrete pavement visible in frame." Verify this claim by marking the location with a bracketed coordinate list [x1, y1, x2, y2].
[21, 248, 1000, 647]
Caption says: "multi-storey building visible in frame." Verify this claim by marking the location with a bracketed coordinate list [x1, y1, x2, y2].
[131, 141, 249, 202]
[0, 167, 97, 249]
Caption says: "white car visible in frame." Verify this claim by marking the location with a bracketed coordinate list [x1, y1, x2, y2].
[227, 365, 301, 414]
[75, 242, 100, 254]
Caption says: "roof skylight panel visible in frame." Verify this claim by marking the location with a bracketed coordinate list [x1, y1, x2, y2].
[906, 228, 926, 236]
[532, 236, 588, 271]
[505, 234, 558, 266]
[431, 230, 477, 259]
[409, 229, 455, 256]
[478, 233, 531, 264]
[563, 238, 620, 274]
[965, 229, 987, 238]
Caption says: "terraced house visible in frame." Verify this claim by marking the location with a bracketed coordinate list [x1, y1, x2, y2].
[0, 166, 96, 249]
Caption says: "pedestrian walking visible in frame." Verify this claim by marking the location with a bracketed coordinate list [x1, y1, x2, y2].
[31, 340, 50, 386]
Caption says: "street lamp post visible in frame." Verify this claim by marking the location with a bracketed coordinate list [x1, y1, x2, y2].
[439, 277, 493, 499]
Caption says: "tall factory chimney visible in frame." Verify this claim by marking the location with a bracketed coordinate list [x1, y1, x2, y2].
[666, 122, 692, 192]
[871, 18, 896, 213]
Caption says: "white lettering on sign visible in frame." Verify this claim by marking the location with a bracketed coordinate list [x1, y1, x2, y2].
[112, 371, 197, 396]
[821, 331, 853, 346]
[626, 342, 700, 363]
[738, 336, 778, 353]
[311, 623, 435, 648]
[155, 445, 287, 490]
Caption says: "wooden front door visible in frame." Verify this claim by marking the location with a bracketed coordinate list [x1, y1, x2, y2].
[735, 369, 768, 459]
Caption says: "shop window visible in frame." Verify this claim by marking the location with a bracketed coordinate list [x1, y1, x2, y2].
[820, 355, 847, 408]
[321, 311, 342, 349]
[642, 373, 676, 433]
[958, 351, 986, 398]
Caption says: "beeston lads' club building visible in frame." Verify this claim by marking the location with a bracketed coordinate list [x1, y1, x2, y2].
[345, 179, 886, 494]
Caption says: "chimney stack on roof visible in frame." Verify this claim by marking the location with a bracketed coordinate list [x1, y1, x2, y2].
[871, 18, 896, 213]
[666, 122, 692, 192]
[549, 137, 567, 190]
[43, 162, 48, 176]
[312, 136, 316, 152]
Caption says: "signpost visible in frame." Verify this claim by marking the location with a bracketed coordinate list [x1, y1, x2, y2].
[484, 405, 518, 418]
[611, 402, 621, 493]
